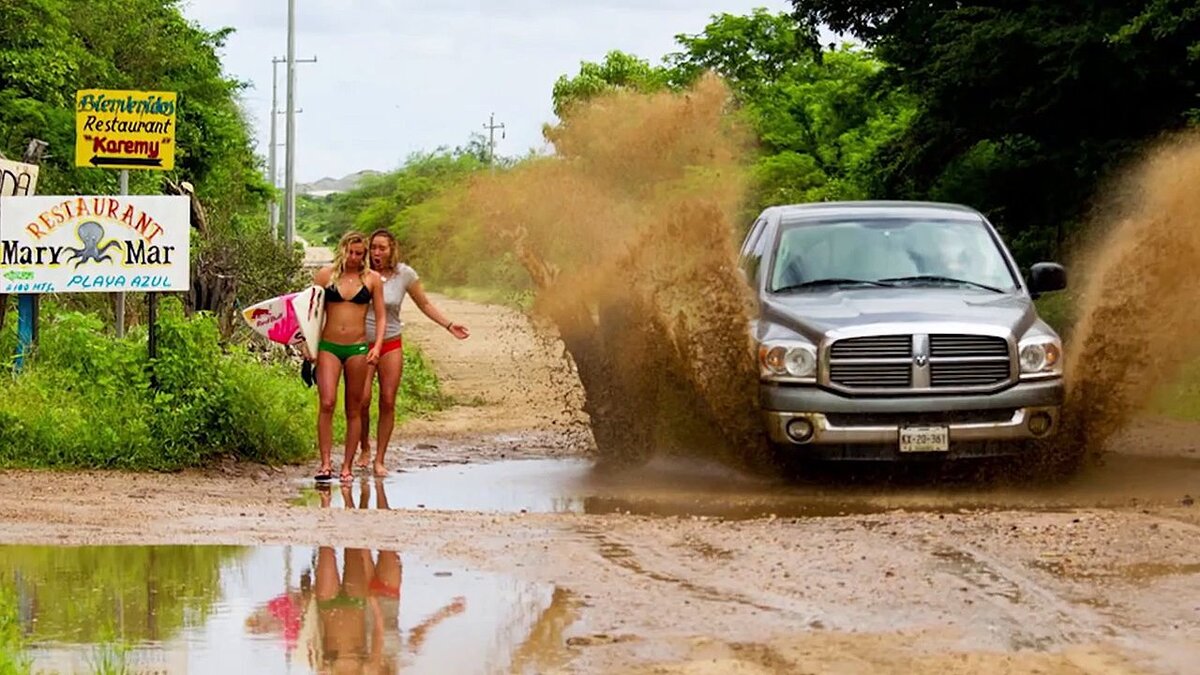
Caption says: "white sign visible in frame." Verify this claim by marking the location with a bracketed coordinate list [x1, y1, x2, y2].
[0, 195, 190, 294]
[0, 159, 38, 197]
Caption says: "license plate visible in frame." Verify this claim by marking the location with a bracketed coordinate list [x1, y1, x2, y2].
[899, 426, 949, 453]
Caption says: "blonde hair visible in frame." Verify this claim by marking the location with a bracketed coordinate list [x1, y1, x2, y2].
[331, 231, 367, 282]
[369, 228, 401, 272]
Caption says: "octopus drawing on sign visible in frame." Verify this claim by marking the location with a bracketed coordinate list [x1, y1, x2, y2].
[65, 221, 122, 269]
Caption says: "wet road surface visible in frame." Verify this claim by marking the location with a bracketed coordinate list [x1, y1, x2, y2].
[0, 295, 1196, 673]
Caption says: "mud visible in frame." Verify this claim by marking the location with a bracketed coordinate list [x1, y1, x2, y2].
[298, 450, 1200, 520]
[1063, 130, 1200, 463]
[450, 75, 766, 469]
[1, 293, 1198, 674]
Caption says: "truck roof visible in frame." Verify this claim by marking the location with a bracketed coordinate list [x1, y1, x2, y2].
[766, 200, 984, 223]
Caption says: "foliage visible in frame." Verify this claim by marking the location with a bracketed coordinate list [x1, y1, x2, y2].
[789, 0, 1200, 264]
[551, 11, 915, 222]
[551, 51, 671, 118]
[400, 343, 452, 415]
[0, 585, 29, 675]
[292, 145, 531, 294]
[0, 298, 313, 469]
[0, 0, 270, 216]
[0, 544, 242, 646]
[294, 148, 486, 247]
[0, 0, 291, 335]
[0, 295, 449, 469]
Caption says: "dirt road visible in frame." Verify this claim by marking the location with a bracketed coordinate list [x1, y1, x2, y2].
[0, 294, 1197, 674]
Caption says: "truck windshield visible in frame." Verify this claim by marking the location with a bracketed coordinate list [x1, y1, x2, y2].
[769, 217, 1019, 293]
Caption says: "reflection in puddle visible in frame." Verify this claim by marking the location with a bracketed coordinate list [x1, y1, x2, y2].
[0, 542, 575, 674]
[293, 454, 1200, 520]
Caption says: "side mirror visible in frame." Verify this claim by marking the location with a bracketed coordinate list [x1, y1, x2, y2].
[1029, 262, 1067, 297]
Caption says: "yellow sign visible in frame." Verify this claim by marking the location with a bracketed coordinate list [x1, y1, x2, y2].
[75, 89, 176, 171]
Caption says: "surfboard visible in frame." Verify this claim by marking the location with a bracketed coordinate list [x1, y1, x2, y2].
[242, 285, 325, 360]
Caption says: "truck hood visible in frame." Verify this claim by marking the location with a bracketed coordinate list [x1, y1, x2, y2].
[759, 288, 1042, 342]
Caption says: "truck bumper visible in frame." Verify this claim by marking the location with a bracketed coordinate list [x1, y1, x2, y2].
[761, 379, 1063, 460]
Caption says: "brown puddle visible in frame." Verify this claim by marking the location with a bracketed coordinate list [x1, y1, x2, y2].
[0, 544, 576, 674]
[294, 452, 1200, 520]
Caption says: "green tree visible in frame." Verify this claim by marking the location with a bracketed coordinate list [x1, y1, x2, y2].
[665, 11, 916, 209]
[551, 50, 671, 117]
[666, 9, 806, 97]
[789, 0, 1200, 263]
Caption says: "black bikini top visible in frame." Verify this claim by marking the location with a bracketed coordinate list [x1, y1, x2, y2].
[325, 276, 371, 305]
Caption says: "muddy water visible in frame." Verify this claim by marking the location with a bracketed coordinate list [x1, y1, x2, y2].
[1064, 130, 1200, 463]
[447, 75, 766, 469]
[0, 544, 574, 674]
[299, 454, 1200, 519]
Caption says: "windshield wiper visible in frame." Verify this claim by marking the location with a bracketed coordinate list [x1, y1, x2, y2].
[773, 278, 894, 293]
[878, 275, 1005, 294]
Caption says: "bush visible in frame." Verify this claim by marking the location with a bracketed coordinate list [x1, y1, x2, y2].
[0, 298, 451, 470]
[0, 298, 315, 470]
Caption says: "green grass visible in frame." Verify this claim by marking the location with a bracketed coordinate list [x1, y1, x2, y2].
[0, 299, 447, 470]
[1154, 360, 1200, 422]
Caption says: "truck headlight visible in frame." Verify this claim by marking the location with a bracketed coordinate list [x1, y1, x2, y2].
[759, 341, 817, 381]
[1019, 337, 1062, 378]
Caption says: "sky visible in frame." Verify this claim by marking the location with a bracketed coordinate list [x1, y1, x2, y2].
[180, 0, 795, 184]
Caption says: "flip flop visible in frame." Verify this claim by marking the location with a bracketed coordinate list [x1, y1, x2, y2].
[339, 471, 354, 483]
[314, 471, 333, 482]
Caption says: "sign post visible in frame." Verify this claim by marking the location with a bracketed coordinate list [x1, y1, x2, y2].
[1, 154, 42, 371]
[74, 89, 177, 350]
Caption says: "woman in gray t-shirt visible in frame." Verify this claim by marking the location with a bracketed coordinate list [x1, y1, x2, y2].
[358, 229, 469, 475]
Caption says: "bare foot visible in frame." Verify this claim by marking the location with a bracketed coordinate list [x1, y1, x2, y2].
[373, 462, 389, 477]
[355, 449, 371, 470]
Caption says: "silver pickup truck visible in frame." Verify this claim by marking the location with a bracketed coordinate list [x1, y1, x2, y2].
[739, 201, 1067, 462]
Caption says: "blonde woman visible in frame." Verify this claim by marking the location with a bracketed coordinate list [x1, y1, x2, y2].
[311, 231, 387, 482]
[357, 229, 468, 476]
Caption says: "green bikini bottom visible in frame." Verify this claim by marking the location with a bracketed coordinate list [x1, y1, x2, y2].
[317, 592, 366, 611]
[318, 340, 369, 363]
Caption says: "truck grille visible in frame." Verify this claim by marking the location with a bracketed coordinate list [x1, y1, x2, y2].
[930, 334, 1008, 358]
[827, 332, 1012, 391]
[830, 335, 911, 359]
[829, 362, 912, 388]
[930, 361, 1011, 387]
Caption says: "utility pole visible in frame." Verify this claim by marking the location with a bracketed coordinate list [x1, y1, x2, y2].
[269, 54, 314, 239]
[284, 0, 298, 249]
[482, 112, 505, 167]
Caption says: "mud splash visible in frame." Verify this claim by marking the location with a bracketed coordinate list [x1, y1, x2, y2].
[458, 75, 766, 469]
[1062, 130, 1200, 464]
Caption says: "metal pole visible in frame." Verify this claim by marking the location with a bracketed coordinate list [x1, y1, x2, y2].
[269, 57, 282, 238]
[271, 55, 314, 240]
[115, 169, 128, 338]
[13, 139, 47, 374]
[284, 0, 297, 249]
